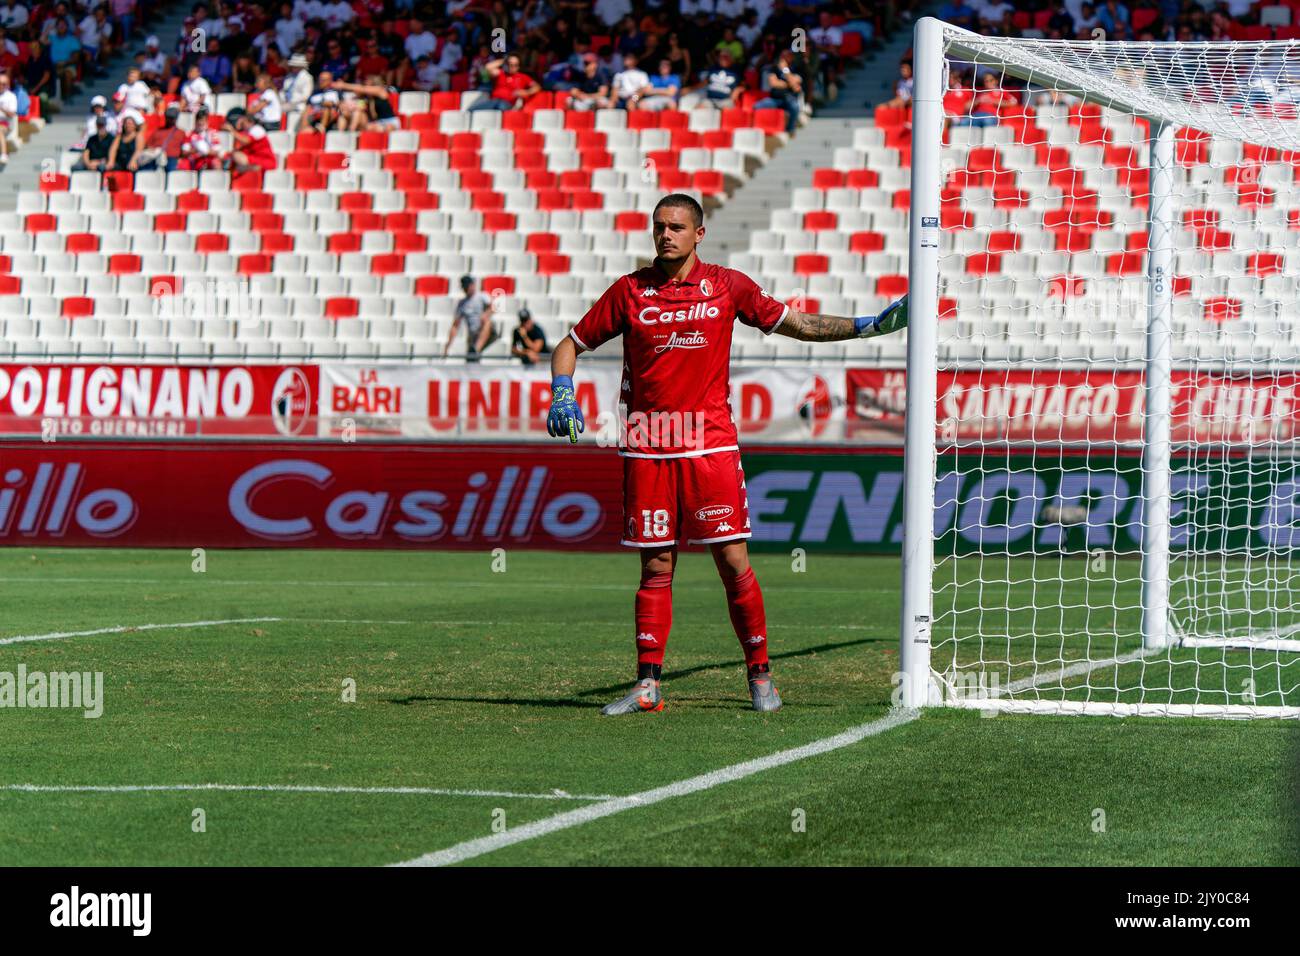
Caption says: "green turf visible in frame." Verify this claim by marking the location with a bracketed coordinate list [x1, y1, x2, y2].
[0, 547, 1295, 866]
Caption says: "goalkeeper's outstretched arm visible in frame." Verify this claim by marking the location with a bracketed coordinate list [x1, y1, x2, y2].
[776, 295, 909, 342]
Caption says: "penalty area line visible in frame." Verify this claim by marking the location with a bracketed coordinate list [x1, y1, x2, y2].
[0, 617, 283, 646]
[0, 783, 615, 801]
[390, 707, 920, 867]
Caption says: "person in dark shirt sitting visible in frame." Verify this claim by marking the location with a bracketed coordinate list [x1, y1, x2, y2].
[512, 309, 549, 366]
[74, 115, 114, 171]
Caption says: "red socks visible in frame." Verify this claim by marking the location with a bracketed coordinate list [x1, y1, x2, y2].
[633, 566, 769, 672]
[722, 567, 769, 669]
[634, 570, 673, 668]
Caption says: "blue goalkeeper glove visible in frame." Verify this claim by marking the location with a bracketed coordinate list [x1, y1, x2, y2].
[546, 374, 584, 443]
[854, 295, 909, 338]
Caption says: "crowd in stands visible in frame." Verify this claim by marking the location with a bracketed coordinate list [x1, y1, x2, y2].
[884, 0, 1300, 117]
[61, 0, 912, 179]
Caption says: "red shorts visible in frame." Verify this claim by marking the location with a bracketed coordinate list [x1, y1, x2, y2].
[621, 449, 751, 549]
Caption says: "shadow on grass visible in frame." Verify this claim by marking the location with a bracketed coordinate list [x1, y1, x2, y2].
[385, 635, 881, 709]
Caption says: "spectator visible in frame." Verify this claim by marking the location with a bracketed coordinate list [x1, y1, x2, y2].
[684, 48, 743, 110]
[179, 106, 220, 170]
[141, 36, 169, 86]
[281, 52, 313, 117]
[301, 72, 339, 132]
[23, 39, 52, 115]
[319, 36, 349, 78]
[137, 106, 185, 172]
[112, 0, 134, 43]
[737, 10, 762, 51]
[469, 54, 539, 111]
[953, 71, 1018, 127]
[335, 75, 400, 131]
[355, 34, 391, 85]
[755, 48, 804, 133]
[117, 66, 153, 114]
[405, 17, 437, 63]
[809, 10, 844, 101]
[1097, 0, 1130, 35]
[74, 114, 114, 171]
[221, 106, 276, 174]
[512, 308, 549, 366]
[180, 63, 213, 112]
[444, 274, 498, 362]
[84, 93, 117, 139]
[199, 37, 231, 91]
[882, 60, 913, 109]
[638, 58, 680, 111]
[611, 52, 650, 109]
[231, 51, 259, 93]
[47, 18, 80, 98]
[0, 0, 28, 32]
[77, 4, 112, 78]
[0, 72, 15, 166]
[566, 52, 611, 110]
[106, 114, 142, 171]
[714, 26, 743, 63]
[937, 0, 979, 30]
[248, 72, 283, 131]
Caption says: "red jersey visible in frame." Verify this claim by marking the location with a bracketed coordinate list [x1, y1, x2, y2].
[570, 257, 788, 458]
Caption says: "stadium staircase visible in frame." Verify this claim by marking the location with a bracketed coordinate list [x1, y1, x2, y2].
[0, 3, 192, 208]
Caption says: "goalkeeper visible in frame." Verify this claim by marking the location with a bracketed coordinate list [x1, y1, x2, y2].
[546, 193, 908, 715]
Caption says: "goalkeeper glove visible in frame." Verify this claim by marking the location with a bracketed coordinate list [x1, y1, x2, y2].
[854, 295, 909, 338]
[546, 374, 585, 443]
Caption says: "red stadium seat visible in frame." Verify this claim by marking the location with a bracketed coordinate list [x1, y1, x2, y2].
[803, 211, 838, 231]
[753, 110, 786, 135]
[793, 254, 829, 276]
[154, 212, 187, 232]
[526, 233, 560, 253]
[876, 275, 908, 298]
[66, 233, 100, 254]
[1249, 252, 1284, 276]
[1204, 297, 1242, 321]
[482, 276, 515, 295]
[481, 211, 516, 231]
[112, 192, 145, 212]
[392, 233, 427, 253]
[238, 254, 273, 275]
[39, 174, 70, 193]
[850, 231, 886, 253]
[965, 253, 1002, 275]
[25, 213, 56, 233]
[150, 275, 178, 296]
[812, 169, 845, 189]
[692, 171, 725, 195]
[195, 233, 229, 254]
[536, 254, 570, 275]
[328, 233, 363, 254]
[260, 233, 294, 254]
[108, 254, 141, 275]
[0, 275, 21, 295]
[415, 276, 451, 296]
[338, 192, 373, 212]
[325, 297, 360, 319]
[176, 190, 209, 212]
[62, 297, 95, 318]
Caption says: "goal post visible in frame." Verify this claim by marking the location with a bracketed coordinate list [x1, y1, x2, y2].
[900, 17, 1300, 717]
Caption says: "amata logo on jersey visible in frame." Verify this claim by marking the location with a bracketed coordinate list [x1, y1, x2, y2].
[653, 330, 709, 354]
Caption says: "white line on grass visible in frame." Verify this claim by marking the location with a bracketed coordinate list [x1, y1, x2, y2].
[0, 783, 615, 801]
[389, 707, 921, 867]
[0, 617, 282, 646]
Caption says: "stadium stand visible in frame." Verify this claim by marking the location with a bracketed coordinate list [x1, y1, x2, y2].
[2, 1, 900, 363]
[733, 0, 1300, 367]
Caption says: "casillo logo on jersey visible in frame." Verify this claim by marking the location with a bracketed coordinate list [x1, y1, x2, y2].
[654, 330, 708, 353]
[696, 504, 734, 522]
[639, 302, 720, 325]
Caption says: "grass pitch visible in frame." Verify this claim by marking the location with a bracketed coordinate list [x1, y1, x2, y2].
[0, 547, 1295, 866]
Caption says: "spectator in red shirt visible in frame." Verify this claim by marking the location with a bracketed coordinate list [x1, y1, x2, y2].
[222, 106, 276, 175]
[354, 35, 390, 84]
[468, 54, 540, 111]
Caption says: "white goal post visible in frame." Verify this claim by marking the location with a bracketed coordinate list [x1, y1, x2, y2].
[900, 17, 1300, 717]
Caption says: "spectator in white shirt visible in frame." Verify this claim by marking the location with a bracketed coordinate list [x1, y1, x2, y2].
[405, 18, 436, 62]
[249, 73, 284, 130]
[0, 73, 18, 164]
[281, 52, 314, 122]
[180, 63, 214, 112]
[117, 67, 154, 113]
[611, 53, 650, 109]
[320, 0, 353, 28]
[84, 93, 118, 139]
[141, 36, 169, 83]
[0, 0, 27, 31]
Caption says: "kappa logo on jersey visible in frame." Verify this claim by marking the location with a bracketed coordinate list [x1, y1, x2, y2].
[699, 278, 712, 296]
[636, 632, 659, 645]
[640, 286, 658, 297]
[716, 522, 735, 533]
[695, 504, 734, 522]
[745, 635, 765, 645]
[654, 329, 709, 353]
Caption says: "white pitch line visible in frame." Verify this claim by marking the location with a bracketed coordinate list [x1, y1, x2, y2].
[0, 617, 282, 646]
[0, 783, 614, 801]
[390, 707, 920, 867]
[1002, 645, 1162, 695]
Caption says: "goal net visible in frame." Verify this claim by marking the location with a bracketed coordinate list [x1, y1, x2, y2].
[898, 18, 1300, 717]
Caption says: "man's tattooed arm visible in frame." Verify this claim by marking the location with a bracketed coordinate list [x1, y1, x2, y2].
[775, 311, 860, 342]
